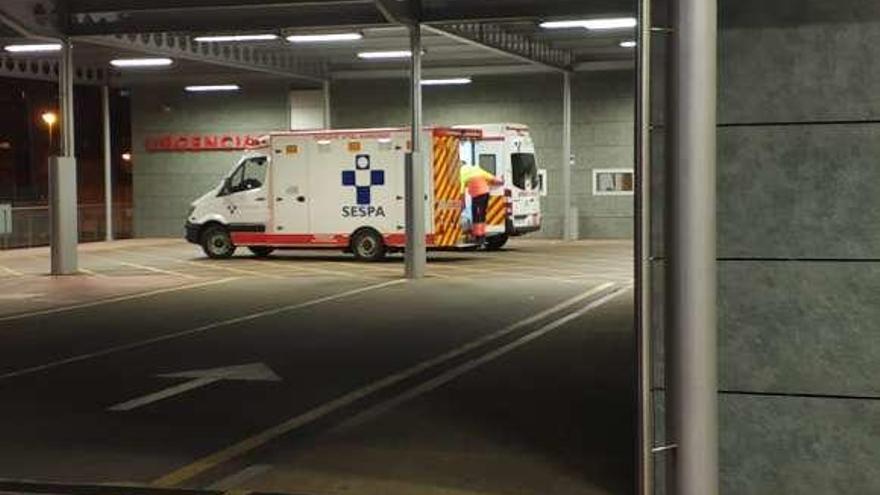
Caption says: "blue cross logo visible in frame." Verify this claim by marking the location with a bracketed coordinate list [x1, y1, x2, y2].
[342, 154, 384, 205]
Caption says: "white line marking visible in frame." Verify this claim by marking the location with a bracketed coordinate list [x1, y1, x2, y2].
[78, 267, 109, 278]
[108, 363, 281, 412]
[337, 284, 632, 430]
[107, 259, 199, 279]
[0, 265, 24, 277]
[180, 260, 286, 279]
[208, 465, 272, 491]
[0, 277, 239, 324]
[0, 279, 405, 381]
[151, 282, 617, 487]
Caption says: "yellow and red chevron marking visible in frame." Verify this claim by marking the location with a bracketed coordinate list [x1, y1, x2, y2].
[487, 195, 507, 226]
[432, 135, 462, 247]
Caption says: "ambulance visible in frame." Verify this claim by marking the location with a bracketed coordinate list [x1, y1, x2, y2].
[184, 125, 542, 260]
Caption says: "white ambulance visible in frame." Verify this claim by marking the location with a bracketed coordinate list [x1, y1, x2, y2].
[184, 125, 542, 260]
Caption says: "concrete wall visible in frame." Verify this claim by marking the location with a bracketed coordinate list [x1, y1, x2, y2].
[654, 1, 880, 493]
[331, 72, 635, 239]
[131, 82, 290, 237]
[129, 72, 635, 239]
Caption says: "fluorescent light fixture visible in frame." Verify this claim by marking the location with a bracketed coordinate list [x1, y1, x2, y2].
[4, 43, 62, 53]
[421, 77, 472, 86]
[194, 34, 278, 42]
[110, 57, 173, 68]
[540, 17, 637, 30]
[357, 50, 412, 59]
[287, 33, 362, 43]
[185, 84, 241, 92]
[619, 40, 637, 48]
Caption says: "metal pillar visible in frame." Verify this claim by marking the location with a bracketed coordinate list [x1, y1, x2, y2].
[635, 0, 654, 491]
[404, 24, 426, 279]
[322, 79, 332, 129]
[102, 85, 113, 241]
[50, 39, 78, 275]
[666, 0, 718, 492]
[561, 72, 574, 241]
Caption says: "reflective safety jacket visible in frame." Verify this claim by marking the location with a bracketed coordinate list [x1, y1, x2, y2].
[460, 164, 497, 197]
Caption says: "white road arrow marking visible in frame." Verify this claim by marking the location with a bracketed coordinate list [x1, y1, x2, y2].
[108, 362, 281, 412]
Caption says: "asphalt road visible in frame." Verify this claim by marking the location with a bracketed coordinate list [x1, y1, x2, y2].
[0, 239, 634, 495]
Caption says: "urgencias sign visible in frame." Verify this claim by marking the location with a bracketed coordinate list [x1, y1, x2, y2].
[144, 133, 264, 152]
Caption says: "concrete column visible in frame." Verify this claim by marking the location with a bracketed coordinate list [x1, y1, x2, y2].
[322, 79, 332, 129]
[405, 24, 426, 279]
[102, 85, 113, 241]
[666, 0, 718, 492]
[635, 0, 654, 490]
[561, 72, 574, 240]
[50, 39, 78, 275]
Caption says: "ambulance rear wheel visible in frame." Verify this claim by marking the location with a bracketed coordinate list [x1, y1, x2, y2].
[351, 229, 386, 262]
[201, 225, 236, 259]
[248, 246, 275, 258]
[484, 234, 509, 251]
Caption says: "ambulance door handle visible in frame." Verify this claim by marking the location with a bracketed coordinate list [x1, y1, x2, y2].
[396, 195, 403, 200]
[275, 197, 284, 202]
[296, 196, 306, 203]
[254, 197, 266, 202]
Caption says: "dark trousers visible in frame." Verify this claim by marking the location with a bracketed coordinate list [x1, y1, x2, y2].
[471, 193, 489, 225]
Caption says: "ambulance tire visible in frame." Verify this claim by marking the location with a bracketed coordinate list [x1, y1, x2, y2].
[351, 229, 386, 262]
[201, 225, 236, 259]
[248, 246, 275, 258]
[484, 234, 509, 251]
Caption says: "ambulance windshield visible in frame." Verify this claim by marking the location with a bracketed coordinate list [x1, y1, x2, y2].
[511, 153, 539, 190]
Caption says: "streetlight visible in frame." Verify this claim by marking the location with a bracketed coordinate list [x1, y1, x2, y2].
[41, 111, 57, 151]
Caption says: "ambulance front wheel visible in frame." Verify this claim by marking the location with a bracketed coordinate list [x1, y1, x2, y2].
[201, 225, 236, 259]
[351, 229, 386, 262]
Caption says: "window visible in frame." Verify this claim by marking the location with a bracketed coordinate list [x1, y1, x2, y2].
[592, 168, 634, 196]
[478, 154, 497, 175]
[222, 156, 268, 195]
[511, 153, 539, 190]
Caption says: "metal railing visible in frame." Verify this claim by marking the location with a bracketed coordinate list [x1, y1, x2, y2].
[0, 203, 132, 249]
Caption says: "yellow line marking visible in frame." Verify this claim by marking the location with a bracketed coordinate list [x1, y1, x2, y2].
[0, 265, 24, 277]
[150, 283, 614, 488]
[0, 277, 238, 324]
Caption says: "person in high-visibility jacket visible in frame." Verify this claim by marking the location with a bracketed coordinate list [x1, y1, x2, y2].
[460, 163, 503, 243]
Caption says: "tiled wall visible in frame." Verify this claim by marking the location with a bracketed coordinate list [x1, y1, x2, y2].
[654, 2, 880, 493]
